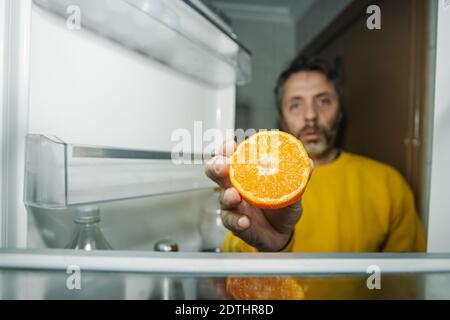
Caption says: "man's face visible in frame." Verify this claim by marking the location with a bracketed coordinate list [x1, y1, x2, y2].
[280, 71, 341, 158]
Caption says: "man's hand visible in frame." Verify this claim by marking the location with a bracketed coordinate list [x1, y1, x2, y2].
[205, 141, 313, 252]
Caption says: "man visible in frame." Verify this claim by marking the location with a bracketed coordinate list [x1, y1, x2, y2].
[205, 56, 426, 253]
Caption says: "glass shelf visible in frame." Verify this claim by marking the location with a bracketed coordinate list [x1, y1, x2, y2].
[33, 0, 252, 87]
[24, 134, 213, 209]
[2, 250, 450, 299]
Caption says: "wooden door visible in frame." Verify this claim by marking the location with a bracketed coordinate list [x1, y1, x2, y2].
[304, 0, 430, 220]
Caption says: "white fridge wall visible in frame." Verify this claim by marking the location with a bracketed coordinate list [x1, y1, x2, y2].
[24, 4, 236, 250]
[28, 5, 235, 152]
[1, 0, 33, 248]
[27, 189, 212, 251]
[427, 0, 450, 253]
[0, 0, 6, 246]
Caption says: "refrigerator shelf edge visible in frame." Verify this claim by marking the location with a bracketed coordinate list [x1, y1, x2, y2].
[24, 134, 214, 209]
[32, 0, 252, 87]
[2, 249, 450, 275]
[183, 0, 236, 40]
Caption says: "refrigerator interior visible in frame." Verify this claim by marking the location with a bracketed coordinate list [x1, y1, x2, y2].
[1, 0, 450, 301]
[2, 0, 248, 251]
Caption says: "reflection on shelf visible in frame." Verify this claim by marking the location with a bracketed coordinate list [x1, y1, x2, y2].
[24, 134, 213, 209]
[33, 0, 252, 87]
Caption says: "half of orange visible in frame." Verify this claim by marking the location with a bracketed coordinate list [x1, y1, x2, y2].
[229, 131, 311, 209]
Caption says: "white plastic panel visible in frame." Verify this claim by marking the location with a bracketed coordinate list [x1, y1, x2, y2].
[0, 0, 33, 248]
[0, 0, 6, 247]
[28, 5, 235, 152]
[427, 0, 450, 252]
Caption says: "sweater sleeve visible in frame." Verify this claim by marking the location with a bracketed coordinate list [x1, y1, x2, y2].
[221, 230, 296, 253]
[221, 231, 257, 252]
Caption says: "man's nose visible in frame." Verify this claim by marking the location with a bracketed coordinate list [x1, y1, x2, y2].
[303, 102, 318, 123]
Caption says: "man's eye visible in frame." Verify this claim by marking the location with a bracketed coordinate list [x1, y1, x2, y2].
[318, 98, 331, 106]
[290, 104, 301, 110]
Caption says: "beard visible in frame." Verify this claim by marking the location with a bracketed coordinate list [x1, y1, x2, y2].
[304, 138, 329, 157]
[297, 121, 340, 158]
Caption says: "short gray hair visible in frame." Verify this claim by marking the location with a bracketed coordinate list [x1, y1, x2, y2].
[274, 55, 344, 113]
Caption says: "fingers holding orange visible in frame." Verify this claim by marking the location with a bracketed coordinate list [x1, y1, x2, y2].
[218, 140, 237, 157]
[205, 156, 231, 189]
[204, 140, 237, 189]
[220, 210, 250, 232]
[219, 188, 242, 209]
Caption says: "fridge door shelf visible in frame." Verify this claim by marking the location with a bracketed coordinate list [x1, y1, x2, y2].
[24, 134, 213, 209]
[32, 0, 251, 87]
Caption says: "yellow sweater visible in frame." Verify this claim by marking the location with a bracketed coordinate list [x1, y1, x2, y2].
[222, 152, 426, 253]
